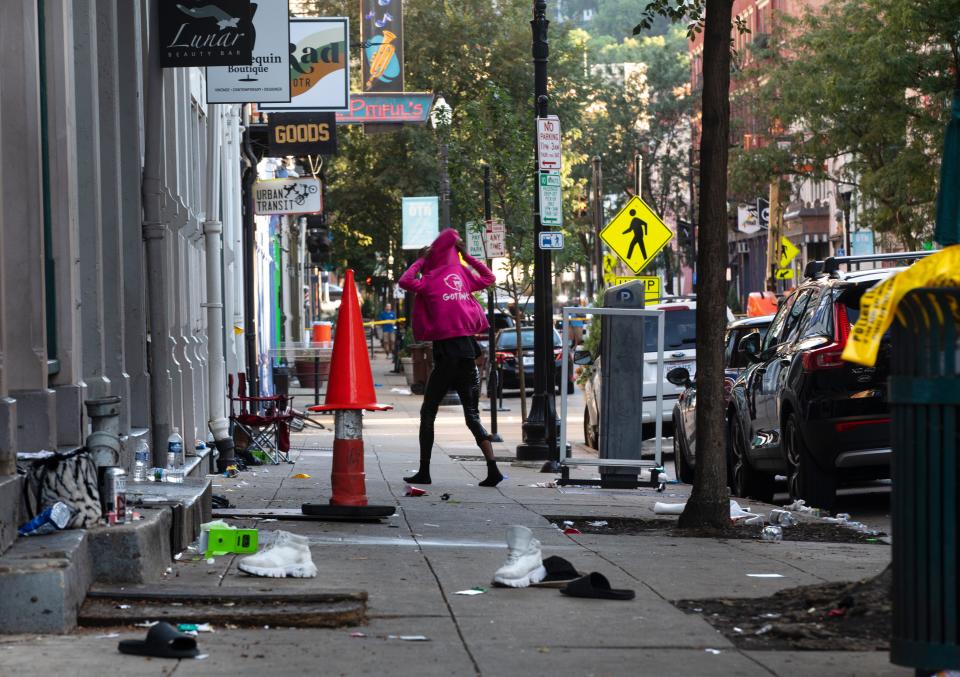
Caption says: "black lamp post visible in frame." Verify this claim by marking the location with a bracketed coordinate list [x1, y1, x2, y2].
[516, 0, 557, 461]
[838, 189, 853, 257]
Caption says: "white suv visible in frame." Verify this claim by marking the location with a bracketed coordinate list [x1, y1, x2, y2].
[580, 298, 734, 446]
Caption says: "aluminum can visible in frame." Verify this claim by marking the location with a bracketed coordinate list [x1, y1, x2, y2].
[99, 466, 127, 525]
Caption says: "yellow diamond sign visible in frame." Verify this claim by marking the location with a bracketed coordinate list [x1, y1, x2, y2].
[600, 196, 674, 274]
[779, 236, 800, 269]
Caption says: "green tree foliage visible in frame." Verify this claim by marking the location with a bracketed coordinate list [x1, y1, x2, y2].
[728, 0, 959, 249]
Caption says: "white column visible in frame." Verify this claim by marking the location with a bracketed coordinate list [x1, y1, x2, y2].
[74, 0, 110, 403]
[95, 0, 131, 434]
[1, 1, 55, 451]
[43, 0, 85, 447]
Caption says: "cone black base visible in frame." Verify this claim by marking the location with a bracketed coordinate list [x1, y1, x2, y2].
[301, 504, 396, 520]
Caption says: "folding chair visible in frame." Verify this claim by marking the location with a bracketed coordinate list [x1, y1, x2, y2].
[228, 374, 295, 465]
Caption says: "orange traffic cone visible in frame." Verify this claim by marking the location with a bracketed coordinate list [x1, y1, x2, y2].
[305, 270, 394, 518]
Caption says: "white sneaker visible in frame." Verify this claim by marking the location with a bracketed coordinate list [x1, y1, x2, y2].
[493, 526, 546, 588]
[238, 531, 318, 578]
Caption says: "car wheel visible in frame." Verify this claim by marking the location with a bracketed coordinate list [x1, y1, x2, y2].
[784, 415, 837, 512]
[728, 418, 774, 502]
[584, 405, 599, 449]
[674, 431, 695, 484]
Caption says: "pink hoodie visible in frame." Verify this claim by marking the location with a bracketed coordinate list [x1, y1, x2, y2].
[398, 229, 496, 342]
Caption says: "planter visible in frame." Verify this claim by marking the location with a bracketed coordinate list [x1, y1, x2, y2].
[408, 342, 433, 395]
[294, 357, 331, 390]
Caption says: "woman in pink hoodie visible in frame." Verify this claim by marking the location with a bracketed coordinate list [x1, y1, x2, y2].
[398, 229, 503, 487]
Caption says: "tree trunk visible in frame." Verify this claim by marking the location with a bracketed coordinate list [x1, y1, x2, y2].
[679, 0, 735, 529]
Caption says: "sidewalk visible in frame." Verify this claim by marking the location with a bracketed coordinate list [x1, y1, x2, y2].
[0, 355, 903, 676]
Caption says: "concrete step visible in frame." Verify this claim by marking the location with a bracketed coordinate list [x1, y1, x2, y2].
[0, 471, 211, 633]
[0, 475, 22, 555]
[79, 585, 367, 628]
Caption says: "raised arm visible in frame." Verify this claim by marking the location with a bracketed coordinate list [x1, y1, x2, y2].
[460, 251, 496, 292]
[398, 257, 427, 293]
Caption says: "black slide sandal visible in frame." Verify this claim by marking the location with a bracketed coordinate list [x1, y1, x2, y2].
[532, 556, 582, 587]
[560, 572, 635, 600]
[118, 621, 200, 659]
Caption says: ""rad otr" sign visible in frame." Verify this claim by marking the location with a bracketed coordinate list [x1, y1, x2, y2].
[267, 113, 337, 156]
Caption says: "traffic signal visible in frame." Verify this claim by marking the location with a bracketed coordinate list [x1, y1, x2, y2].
[305, 224, 331, 265]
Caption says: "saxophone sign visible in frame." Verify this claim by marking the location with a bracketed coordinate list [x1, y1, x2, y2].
[361, 0, 404, 92]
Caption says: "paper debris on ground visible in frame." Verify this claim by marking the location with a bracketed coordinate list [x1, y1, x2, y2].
[390, 387, 412, 395]
[529, 481, 557, 488]
[387, 635, 430, 641]
[454, 587, 487, 596]
[587, 520, 608, 527]
[747, 573, 784, 578]
[292, 473, 311, 479]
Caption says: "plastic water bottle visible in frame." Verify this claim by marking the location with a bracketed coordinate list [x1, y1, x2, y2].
[166, 428, 184, 483]
[133, 439, 150, 482]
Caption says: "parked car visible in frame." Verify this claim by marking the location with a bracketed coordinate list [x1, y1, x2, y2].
[578, 299, 736, 448]
[726, 254, 928, 510]
[668, 315, 774, 484]
[494, 327, 574, 394]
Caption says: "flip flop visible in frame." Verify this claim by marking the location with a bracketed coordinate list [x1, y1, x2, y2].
[560, 572, 635, 601]
[532, 556, 582, 588]
[118, 621, 200, 659]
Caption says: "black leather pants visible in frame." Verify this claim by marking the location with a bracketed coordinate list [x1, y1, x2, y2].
[419, 357, 490, 464]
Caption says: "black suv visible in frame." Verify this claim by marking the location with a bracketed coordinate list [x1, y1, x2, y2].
[726, 252, 928, 511]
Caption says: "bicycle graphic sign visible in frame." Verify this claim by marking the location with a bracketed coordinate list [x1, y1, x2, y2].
[254, 177, 322, 214]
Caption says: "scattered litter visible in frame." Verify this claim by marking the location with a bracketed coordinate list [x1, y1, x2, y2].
[238, 481, 250, 487]
[733, 627, 743, 634]
[177, 623, 215, 634]
[116, 604, 131, 610]
[562, 520, 575, 527]
[529, 481, 557, 488]
[440, 493, 452, 501]
[760, 526, 783, 542]
[423, 523, 440, 528]
[587, 520, 608, 527]
[562, 527, 582, 535]
[350, 632, 367, 638]
[206, 558, 215, 564]
[174, 553, 183, 560]
[292, 473, 311, 479]
[768, 509, 797, 527]
[747, 573, 784, 578]
[195, 654, 209, 660]
[704, 648, 722, 655]
[97, 633, 121, 639]
[653, 502, 684, 515]
[692, 607, 703, 612]
[390, 387, 412, 395]
[134, 621, 159, 628]
[755, 624, 773, 636]
[405, 485, 427, 497]
[454, 587, 487, 596]
[223, 465, 239, 478]
[388, 635, 429, 641]
[827, 608, 846, 618]
[223, 602, 236, 607]
[761, 613, 781, 619]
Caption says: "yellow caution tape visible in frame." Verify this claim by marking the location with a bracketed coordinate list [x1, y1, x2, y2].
[362, 318, 408, 327]
[842, 245, 960, 366]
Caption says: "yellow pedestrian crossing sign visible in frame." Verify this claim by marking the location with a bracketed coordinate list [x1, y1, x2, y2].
[779, 236, 800, 268]
[600, 196, 674, 274]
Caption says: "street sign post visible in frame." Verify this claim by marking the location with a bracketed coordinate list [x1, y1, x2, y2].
[536, 115, 562, 171]
[538, 171, 562, 226]
[253, 177, 321, 214]
[599, 195, 674, 274]
[538, 231, 563, 250]
[485, 218, 506, 257]
[775, 235, 800, 279]
[466, 224, 486, 258]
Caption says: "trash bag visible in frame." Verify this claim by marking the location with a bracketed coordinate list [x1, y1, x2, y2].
[17, 447, 102, 528]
